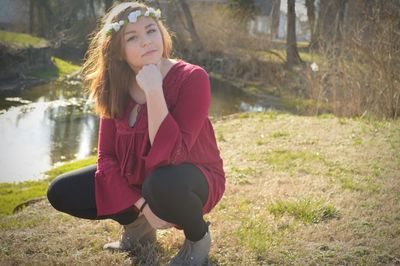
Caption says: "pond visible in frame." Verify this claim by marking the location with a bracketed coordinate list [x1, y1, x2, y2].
[0, 77, 284, 182]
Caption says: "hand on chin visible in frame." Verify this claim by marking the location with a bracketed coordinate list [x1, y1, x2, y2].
[141, 57, 161, 69]
[135, 61, 163, 94]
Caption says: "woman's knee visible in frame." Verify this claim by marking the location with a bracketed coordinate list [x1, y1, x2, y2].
[47, 175, 66, 211]
[47, 165, 96, 213]
[142, 165, 187, 203]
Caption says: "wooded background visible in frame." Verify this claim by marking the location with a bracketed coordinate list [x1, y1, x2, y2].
[1, 0, 399, 118]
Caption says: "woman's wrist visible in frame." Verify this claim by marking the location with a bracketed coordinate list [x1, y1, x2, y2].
[134, 197, 146, 210]
[139, 200, 147, 213]
[144, 86, 163, 99]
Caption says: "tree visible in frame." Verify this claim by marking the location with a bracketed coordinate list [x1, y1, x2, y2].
[104, 0, 113, 13]
[286, 0, 302, 68]
[313, 0, 348, 49]
[305, 0, 316, 47]
[229, 0, 257, 16]
[29, 0, 54, 38]
[270, 0, 281, 40]
[229, 0, 258, 34]
[177, 0, 204, 52]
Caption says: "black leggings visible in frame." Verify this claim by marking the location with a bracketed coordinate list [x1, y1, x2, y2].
[47, 163, 209, 241]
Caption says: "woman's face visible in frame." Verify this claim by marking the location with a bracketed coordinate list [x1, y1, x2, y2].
[123, 15, 164, 73]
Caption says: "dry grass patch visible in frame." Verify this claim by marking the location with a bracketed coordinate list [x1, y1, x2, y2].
[0, 111, 399, 265]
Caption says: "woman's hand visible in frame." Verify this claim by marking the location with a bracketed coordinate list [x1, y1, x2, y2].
[135, 62, 163, 95]
[142, 204, 175, 230]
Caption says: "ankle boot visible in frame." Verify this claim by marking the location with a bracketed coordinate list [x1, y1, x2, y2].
[167, 222, 212, 266]
[103, 214, 156, 251]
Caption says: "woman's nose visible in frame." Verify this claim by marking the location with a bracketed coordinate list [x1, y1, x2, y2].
[141, 36, 151, 47]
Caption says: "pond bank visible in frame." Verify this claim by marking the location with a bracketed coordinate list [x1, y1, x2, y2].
[0, 30, 81, 94]
[0, 55, 81, 95]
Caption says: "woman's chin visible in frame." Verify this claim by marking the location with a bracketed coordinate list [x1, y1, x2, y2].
[145, 57, 162, 65]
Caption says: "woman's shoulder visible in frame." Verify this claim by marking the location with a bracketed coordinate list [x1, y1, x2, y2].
[171, 59, 209, 84]
[171, 59, 207, 74]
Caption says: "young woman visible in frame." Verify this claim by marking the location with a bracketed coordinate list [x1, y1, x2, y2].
[46, 2, 225, 265]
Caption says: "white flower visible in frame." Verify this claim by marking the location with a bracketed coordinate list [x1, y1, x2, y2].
[147, 7, 156, 14]
[155, 9, 161, 18]
[112, 23, 120, 32]
[310, 62, 319, 72]
[147, 8, 161, 18]
[128, 10, 142, 23]
[104, 24, 113, 32]
[105, 8, 162, 35]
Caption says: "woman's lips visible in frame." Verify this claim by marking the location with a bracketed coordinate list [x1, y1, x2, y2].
[143, 50, 157, 56]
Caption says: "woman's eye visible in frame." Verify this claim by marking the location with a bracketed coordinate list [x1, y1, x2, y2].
[148, 29, 156, 34]
[127, 36, 137, 41]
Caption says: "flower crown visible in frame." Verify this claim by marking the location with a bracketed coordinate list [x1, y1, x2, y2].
[104, 7, 161, 35]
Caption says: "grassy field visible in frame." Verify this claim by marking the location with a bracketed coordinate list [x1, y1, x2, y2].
[0, 30, 80, 80]
[0, 111, 399, 265]
[0, 156, 96, 216]
[0, 30, 49, 48]
[30, 56, 81, 79]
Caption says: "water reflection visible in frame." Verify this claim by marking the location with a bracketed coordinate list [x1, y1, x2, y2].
[209, 78, 268, 116]
[0, 77, 281, 182]
[0, 81, 99, 182]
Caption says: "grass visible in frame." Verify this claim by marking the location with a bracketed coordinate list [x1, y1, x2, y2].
[262, 149, 327, 175]
[233, 40, 322, 65]
[254, 48, 324, 65]
[270, 131, 290, 138]
[0, 156, 96, 216]
[0, 30, 49, 48]
[0, 30, 80, 80]
[227, 166, 257, 185]
[267, 198, 338, 224]
[0, 181, 48, 216]
[0, 112, 399, 265]
[44, 156, 96, 179]
[235, 217, 279, 253]
[30, 56, 81, 79]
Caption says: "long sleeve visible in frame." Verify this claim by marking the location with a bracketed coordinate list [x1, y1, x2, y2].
[142, 67, 211, 169]
[95, 117, 141, 216]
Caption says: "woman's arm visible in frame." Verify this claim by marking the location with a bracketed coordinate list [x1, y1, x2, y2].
[96, 117, 142, 216]
[145, 88, 168, 145]
[142, 67, 211, 169]
[135, 63, 168, 145]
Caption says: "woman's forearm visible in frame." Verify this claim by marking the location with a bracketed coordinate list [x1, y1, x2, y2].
[134, 197, 146, 210]
[145, 88, 168, 145]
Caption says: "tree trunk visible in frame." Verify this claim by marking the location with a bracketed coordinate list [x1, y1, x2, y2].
[270, 0, 280, 40]
[88, 0, 96, 18]
[317, 0, 347, 48]
[177, 0, 204, 51]
[286, 0, 302, 68]
[29, 0, 34, 34]
[334, 0, 347, 43]
[152, 0, 161, 10]
[104, 0, 113, 13]
[38, 0, 53, 38]
[305, 0, 316, 47]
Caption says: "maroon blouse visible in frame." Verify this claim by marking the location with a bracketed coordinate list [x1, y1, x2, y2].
[95, 59, 225, 216]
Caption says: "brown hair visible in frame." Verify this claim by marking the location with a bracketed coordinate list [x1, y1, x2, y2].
[82, 2, 173, 119]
